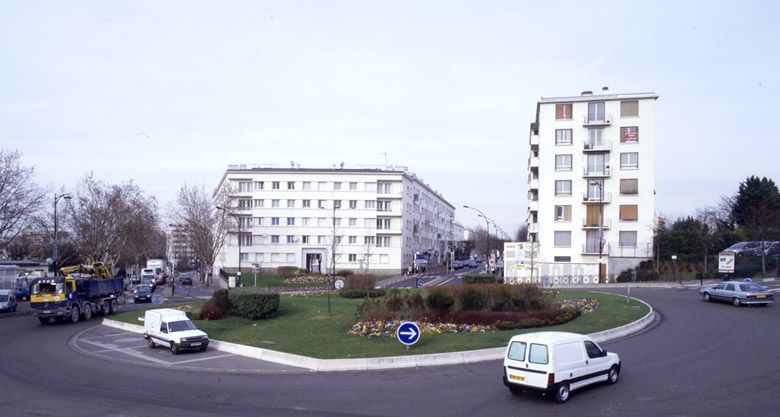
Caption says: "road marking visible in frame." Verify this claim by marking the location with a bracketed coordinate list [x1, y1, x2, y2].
[438, 276, 459, 286]
[172, 353, 233, 365]
[79, 338, 171, 365]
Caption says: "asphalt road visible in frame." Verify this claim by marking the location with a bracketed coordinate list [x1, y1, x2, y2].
[1, 287, 778, 416]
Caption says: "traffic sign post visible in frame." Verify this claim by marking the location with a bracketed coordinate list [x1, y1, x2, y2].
[396, 321, 421, 350]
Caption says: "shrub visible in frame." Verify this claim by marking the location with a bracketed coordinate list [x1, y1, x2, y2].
[231, 293, 280, 319]
[212, 289, 231, 314]
[356, 298, 389, 321]
[463, 274, 495, 285]
[405, 292, 427, 320]
[427, 288, 455, 320]
[344, 275, 376, 292]
[340, 289, 386, 299]
[385, 289, 405, 319]
[200, 300, 225, 320]
[460, 287, 489, 311]
[277, 266, 307, 278]
[336, 269, 355, 278]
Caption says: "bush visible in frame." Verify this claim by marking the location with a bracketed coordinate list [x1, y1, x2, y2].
[277, 266, 305, 278]
[427, 288, 455, 319]
[463, 274, 495, 285]
[340, 289, 386, 299]
[460, 287, 489, 311]
[344, 275, 376, 292]
[405, 292, 426, 320]
[336, 269, 355, 278]
[212, 289, 231, 314]
[200, 300, 225, 320]
[231, 293, 280, 319]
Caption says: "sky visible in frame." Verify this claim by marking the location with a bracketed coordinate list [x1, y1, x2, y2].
[2, 0, 778, 236]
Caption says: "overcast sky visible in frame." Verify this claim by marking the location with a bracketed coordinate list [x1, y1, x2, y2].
[2, 1, 778, 235]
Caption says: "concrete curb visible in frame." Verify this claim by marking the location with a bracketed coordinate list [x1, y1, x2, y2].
[101, 294, 655, 372]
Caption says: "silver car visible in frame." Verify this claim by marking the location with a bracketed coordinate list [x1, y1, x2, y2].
[699, 280, 774, 306]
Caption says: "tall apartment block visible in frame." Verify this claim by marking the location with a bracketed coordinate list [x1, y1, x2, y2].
[214, 165, 456, 275]
[526, 88, 657, 282]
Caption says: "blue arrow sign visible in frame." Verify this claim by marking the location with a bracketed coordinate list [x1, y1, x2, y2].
[396, 321, 421, 346]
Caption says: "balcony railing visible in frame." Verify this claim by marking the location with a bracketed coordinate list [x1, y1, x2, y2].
[583, 166, 611, 178]
[529, 179, 539, 190]
[530, 134, 539, 146]
[583, 139, 612, 152]
[582, 218, 611, 229]
[583, 114, 612, 127]
[582, 192, 611, 203]
[529, 156, 539, 168]
[582, 243, 610, 255]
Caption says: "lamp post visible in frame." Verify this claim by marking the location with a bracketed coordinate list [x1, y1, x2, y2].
[53, 193, 72, 273]
[589, 180, 605, 284]
[216, 205, 241, 286]
[463, 205, 491, 266]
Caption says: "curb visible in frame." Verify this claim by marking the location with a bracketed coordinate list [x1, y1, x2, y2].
[101, 294, 654, 372]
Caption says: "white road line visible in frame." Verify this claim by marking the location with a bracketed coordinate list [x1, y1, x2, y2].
[437, 276, 459, 286]
[79, 338, 170, 365]
[172, 354, 233, 365]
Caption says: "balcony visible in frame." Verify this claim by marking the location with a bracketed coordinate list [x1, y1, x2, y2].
[582, 243, 610, 255]
[583, 114, 612, 127]
[529, 178, 539, 190]
[528, 199, 539, 211]
[528, 223, 539, 234]
[530, 134, 539, 147]
[582, 192, 611, 204]
[583, 166, 611, 178]
[582, 218, 611, 229]
[528, 156, 539, 169]
[583, 139, 612, 152]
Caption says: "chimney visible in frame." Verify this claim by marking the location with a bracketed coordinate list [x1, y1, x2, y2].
[602, 86, 609, 92]
[581, 91, 593, 96]
[340, 162, 345, 169]
[290, 161, 295, 168]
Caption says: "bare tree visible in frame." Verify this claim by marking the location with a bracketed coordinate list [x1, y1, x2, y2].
[515, 224, 529, 242]
[0, 149, 45, 256]
[65, 175, 160, 268]
[170, 183, 230, 286]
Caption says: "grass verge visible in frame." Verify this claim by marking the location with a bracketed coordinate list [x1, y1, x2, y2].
[112, 290, 648, 359]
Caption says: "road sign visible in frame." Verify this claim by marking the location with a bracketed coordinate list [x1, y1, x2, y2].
[334, 279, 344, 290]
[396, 322, 420, 346]
[416, 278, 423, 288]
[718, 252, 735, 273]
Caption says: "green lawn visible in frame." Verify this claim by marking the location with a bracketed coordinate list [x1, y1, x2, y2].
[112, 290, 649, 359]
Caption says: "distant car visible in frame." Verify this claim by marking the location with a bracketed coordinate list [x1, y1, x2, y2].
[129, 275, 141, 285]
[156, 274, 167, 286]
[140, 276, 156, 291]
[722, 241, 762, 257]
[765, 241, 779, 257]
[699, 280, 774, 306]
[0, 289, 18, 313]
[134, 285, 153, 303]
[179, 276, 193, 286]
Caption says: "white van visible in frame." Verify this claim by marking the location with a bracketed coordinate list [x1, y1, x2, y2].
[143, 309, 209, 354]
[502, 332, 621, 403]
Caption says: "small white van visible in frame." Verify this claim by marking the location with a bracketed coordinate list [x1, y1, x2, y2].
[143, 308, 209, 354]
[503, 332, 621, 403]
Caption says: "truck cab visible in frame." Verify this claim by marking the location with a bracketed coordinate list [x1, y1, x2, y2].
[143, 309, 209, 354]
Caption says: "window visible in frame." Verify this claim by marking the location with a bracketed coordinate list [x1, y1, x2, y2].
[318, 200, 326, 208]
[378, 182, 392, 194]
[586, 153, 607, 175]
[349, 254, 357, 262]
[302, 236, 309, 244]
[239, 235, 252, 246]
[272, 181, 280, 190]
[286, 235, 295, 244]
[333, 200, 341, 209]
[287, 181, 295, 190]
[301, 217, 310, 226]
[253, 199, 264, 208]
[271, 235, 279, 243]
[554, 205, 571, 222]
[377, 200, 391, 212]
[365, 200, 376, 209]
[286, 253, 295, 262]
[555, 129, 572, 145]
[238, 181, 252, 192]
[554, 231, 571, 247]
[272, 199, 280, 208]
[620, 100, 639, 117]
[254, 217, 263, 226]
[349, 200, 357, 209]
[334, 182, 342, 191]
[317, 236, 326, 244]
[376, 236, 391, 247]
[555, 180, 572, 196]
[302, 199, 311, 208]
[349, 218, 357, 227]
[271, 253, 281, 262]
[620, 205, 638, 221]
[302, 182, 311, 191]
[619, 231, 637, 247]
[555, 103, 572, 120]
[620, 179, 638, 195]
[587, 101, 605, 122]
[724, 283, 735, 292]
[587, 128, 604, 147]
[586, 230, 600, 253]
[620, 152, 639, 169]
[555, 154, 572, 171]
[317, 181, 327, 191]
[334, 218, 342, 226]
[255, 253, 264, 262]
[507, 341, 527, 361]
[376, 218, 391, 230]
[584, 341, 603, 358]
[334, 236, 342, 244]
[364, 236, 375, 245]
[587, 180, 604, 201]
[287, 217, 295, 226]
[348, 236, 357, 244]
[529, 344, 549, 364]
[620, 126, 639, 143]
[271, 217, 280, 225]
[349, 182, 358, 191]
[287, 199, 295, 208]
[238, 199, 251, 209]
[239, 253, 249, 262]
[554, 256, 572, 262]
[254, 181, 264, 190]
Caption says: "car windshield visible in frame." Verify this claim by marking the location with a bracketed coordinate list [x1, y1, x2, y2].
[728, 242, 747, 249]
[32, 282, 64, 295]
[739, 283, 766, 292]
[168, 320, 197, 332]
[137, 286, 151, 293]
[0, 294, 8, 302]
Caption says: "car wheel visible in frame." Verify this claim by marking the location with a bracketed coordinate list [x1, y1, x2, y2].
[733, 297, 741, 307]
[147, 337, 156, 348]
[83, 304, 92, 320]
[608, 366, 620, 385]
[170, 342, 179, 355]
[70, 306, 80, 323]
[38, 317, 50, 325]
[554, 383, 570, 403]
[703, 293, 711, 302]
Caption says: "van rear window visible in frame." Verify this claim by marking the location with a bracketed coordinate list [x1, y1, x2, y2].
[507, 341, 527, 361]
[529, 344, 549, 364]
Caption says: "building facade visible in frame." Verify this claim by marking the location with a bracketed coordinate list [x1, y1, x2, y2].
[214, 165, 456, 275]
[167, 224, 195, 272]
[525, 89, 657, 283]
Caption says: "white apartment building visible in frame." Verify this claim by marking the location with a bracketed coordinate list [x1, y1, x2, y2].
[167, 224, 195, 271]
[525, 88, 657, 283]
[214, 165, 456, 276]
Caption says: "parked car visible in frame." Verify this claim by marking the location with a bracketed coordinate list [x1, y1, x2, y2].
[179, 276, 193, 285]
[503, 332, 621, 403]
[758, 241, 779, 257]
[699, 280, 774, 306]
[722, 241, 762, 256]
[0, 289, 18, 313]
[133, 284, 153, 303]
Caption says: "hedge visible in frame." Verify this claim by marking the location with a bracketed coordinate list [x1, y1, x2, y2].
[340, 289, 386, 299]
[231, 293, 280, 319]
[462, 274, 495, 285]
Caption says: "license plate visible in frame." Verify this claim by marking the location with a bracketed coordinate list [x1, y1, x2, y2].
[756, 295, 766, 299]
[43, 310, 51, 314]
[509, 375, 524, 381]
[191, 342, 201, 347]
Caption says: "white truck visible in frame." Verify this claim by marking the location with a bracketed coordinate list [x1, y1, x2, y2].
[146, 259, 167, 276]
[143, 308, 209, 354]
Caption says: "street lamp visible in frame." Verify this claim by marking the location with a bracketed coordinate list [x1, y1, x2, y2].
[216, 205, 242, 285]
[463, 205, 491, 265]
[589, 180, 605, 284]
[53, 193, 72, 273]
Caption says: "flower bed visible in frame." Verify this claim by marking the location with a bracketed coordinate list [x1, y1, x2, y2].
[283, 275, 331, 285]
[559, 298, 599, 313]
